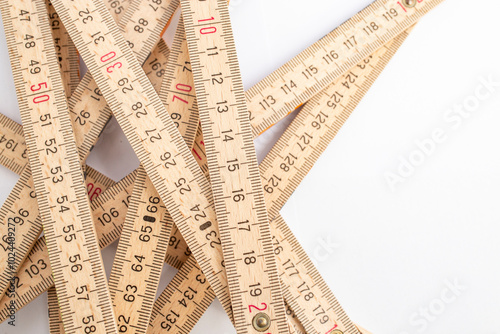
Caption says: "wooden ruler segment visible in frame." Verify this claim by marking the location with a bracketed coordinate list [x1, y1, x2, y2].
[0, 171, 136, 322]
[48, 166, 116, 334]
[67, 0, 178, 162]
[272, 214, 352, 334]
[45, 0, 80, 98]
[0, 41, 169, 176]
[148, 255, 215, 334]
[108, 166, 173, 334]
[180, 1, 288, 333]
[48, 285, 64, 333]
[1, 0, 118, 331]
[163, 124, 204, 269]
[45, 4, 81, 324]
[0, 0, 171, 299]
[260, 29, 411, 219]
[51, 0, 237, 320]
[0, 113, 27, 175]
[2, 25, 410, 331]
[0, 166, 44, 297]
[147, 26, 412, 334]
[246, 0, 443, 136]
[3, 29, 406, 334]
[0, 39, 169, 300]
[285, 303, 307, 334]
[0, 1, 418, 330]
[158, 17, 199, 148]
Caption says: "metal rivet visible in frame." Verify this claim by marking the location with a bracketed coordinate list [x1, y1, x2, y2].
[330, 330, 343, 334]
[402, 0, 417, 7]
[252, 313, 271, 332]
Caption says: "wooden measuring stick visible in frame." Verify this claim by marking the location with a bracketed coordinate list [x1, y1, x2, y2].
[45, 0, 80, 98]
[147, 27, 412, 333]
[47, 166, 117, 334]
[158, 17, 199, 148]
[68, 0, 178, 162]
[179, 1, 288, 333]
[0, 34, 168, 324]
[0, 37, 169, 299]
[45, 4, 82, 322]
[0, 0, 172, 298]
[5, 28, 403, 331]
[0, 40, 169, 177]
[1, 0, 428, 326]
[108, 166, 174, 334]
[246, 0, 443, 136]
[0, 0, 119, 331]
[0, 113, 27, 175]
[51, 0, 243, 321]
[259, 28, 411, 218]
[0, 0, 130, 175]
[0, 171, 137, 322]
[107, 32, 203, 331]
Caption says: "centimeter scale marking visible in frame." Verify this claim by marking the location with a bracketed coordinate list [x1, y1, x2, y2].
[0, 0, 439, 301]
[107, 34, 206, 332]
[0, 23, 412, 334]
[0, 0, 173, 300]
[45, 0, 81, 326]
[51, 0, 245, 323]
[68, 0, 178, 162]
[246, 0, 444, 136]
[45, 0, 80, 99]
[48, 167, 117, 334]
[0, 0, 118, 332]
[0, 0, 440, 332]
[180, 1, 288, 333]
[0, 34, 170, 320]
[158, 17, 199, 148]
[108, 166, 173, 334]
[148, 29, 411, 334]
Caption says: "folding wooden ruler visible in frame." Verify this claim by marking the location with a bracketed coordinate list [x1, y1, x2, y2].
[0, 0, 444, 332]
[147, 29, 412, 334]
[0, 0, 118, 331]
[0, 0, 175, 300]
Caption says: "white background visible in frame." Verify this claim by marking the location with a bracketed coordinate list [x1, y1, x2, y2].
[1, 0, 500, 333]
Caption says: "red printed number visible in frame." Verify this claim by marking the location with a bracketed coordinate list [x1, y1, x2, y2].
[248, 302, 267, 313]
[198, 17, 216, 34]
[31, 82, 50, 104]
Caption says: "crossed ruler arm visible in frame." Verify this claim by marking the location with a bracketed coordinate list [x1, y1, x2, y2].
[0, 0, 443, 333]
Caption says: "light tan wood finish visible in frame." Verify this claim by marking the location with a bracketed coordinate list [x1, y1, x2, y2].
[1, 26, 410, 332]
[0, 113, 27, 175]
[47, 166, 116, 334]
[67, 0, 178, 163]
[52, 0, 240, 320]
[146, 27, 412, 334]
[179, 1, 287, 332]
[246, 0, 443, 136]
[48, 286, 64, 334]
[0, 41, 169, 177]
[0, 39, 170, 300]
[45, 3, 81, 325]
[108, 167, 173, 334]
[0, 0, 118, 331]
[45, 0, 80, 99]
[260, 29, 411, 220]
[0, 172, 136, 322]
[158, 17, 199, 148]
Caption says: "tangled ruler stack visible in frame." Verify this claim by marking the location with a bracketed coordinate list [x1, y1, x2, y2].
[0, 0, 443, 333]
